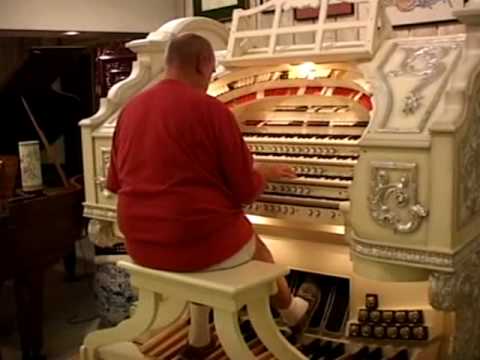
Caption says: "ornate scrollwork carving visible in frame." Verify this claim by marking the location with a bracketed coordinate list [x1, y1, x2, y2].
[454, 250, 480, 360]
[429, 240, 480, 360]
[460, 84, 480, 225]
[368, 162, 428, 233]
[429, 272, 456, 311]
[388, 45, 459, 115]
[95, 148, 113, 199]
[95, 176, 109, 196]
[88, 219, 117, 248]
[383, 0, 451, 12]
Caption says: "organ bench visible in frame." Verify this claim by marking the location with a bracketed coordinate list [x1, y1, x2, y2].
[80, 259, 307, 360]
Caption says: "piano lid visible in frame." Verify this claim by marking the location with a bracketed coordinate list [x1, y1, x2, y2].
[0, 47, 87, 178]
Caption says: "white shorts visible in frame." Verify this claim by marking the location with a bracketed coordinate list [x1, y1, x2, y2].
[205, 234, 256, 271]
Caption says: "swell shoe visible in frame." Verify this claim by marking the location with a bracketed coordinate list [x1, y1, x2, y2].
[289, 281, 321, 345]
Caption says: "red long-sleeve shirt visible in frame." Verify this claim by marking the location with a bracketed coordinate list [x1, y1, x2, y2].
[106, 79, 265, 271]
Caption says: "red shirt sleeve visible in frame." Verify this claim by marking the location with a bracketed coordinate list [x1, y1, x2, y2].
[214, 104, 265, 205]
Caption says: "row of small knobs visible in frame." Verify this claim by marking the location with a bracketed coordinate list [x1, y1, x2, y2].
[266, 184, 311, 195]
[307, 209, 338, 219]
[244, 203, 338, 219]
[246, 203, 297, 215]
[293, 166, 323, 175]
[249, 144, 338, 155]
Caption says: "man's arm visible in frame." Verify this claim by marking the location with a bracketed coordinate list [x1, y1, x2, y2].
[254, 162, 297, 181]
[215, 106, 295, 205]
[216, 111, 263, 204]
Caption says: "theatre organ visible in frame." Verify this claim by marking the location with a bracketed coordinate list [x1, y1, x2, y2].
[80, 0, 480, 359]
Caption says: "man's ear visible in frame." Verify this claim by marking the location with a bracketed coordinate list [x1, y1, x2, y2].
[195, 54, 205, 76]
[198, 53, 213, 77]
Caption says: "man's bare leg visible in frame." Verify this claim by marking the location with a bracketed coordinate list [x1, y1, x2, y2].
[252, 235, 292, 309]
[252, 234, 321, 338]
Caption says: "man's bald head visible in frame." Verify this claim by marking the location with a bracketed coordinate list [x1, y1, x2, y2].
[164, 33, 215, 92]
[165, 33, 215, 69]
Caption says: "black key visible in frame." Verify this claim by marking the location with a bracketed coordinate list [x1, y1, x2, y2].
[352, 346, 369, 360]
[299, 339, 323, 357]
[389, 349, 409, 360]
[325, 342, 345, 359]
[367, 347, 383, 360]
[310, 341, 333, 360]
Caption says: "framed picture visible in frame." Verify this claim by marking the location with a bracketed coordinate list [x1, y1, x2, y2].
[193, 0, 249, 21]
[384, 0, 464, 26]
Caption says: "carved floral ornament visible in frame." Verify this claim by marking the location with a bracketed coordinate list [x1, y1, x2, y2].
[460, 86, 480, 225]
[95, 148, 113, 199]
[383, 0, 451, 12]
[429, 241, 480, 360]
[88, 219, 117, 248]
[368, 161, 428, 233]
[387, 44, 459, 115]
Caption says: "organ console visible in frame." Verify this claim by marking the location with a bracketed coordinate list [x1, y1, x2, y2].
[80, 0, 480, 358]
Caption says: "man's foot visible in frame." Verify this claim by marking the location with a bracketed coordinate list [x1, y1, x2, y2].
[177, 338, 217, 360]
[289, 281, 321, 344]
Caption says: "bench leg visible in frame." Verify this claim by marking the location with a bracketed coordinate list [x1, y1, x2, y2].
[214, 309, 256, 360]
[81, 289, 187, 360]
[248, 297, 307, 360]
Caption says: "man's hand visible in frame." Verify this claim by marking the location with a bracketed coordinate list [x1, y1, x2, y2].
[254, 162, 297, 181]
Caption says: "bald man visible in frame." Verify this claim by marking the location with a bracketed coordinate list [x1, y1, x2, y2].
[107, 33, 320, 359]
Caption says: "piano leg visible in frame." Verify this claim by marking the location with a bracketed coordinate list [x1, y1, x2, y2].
[0, 290, 3, 360]
[14, 270, 46, 360]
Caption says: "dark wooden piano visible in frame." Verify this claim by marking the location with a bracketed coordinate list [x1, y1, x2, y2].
[0, 44, 94, 360]
[0, 161, 84, 360]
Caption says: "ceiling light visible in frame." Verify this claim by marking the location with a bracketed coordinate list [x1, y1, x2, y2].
[64, 31, 80, 36]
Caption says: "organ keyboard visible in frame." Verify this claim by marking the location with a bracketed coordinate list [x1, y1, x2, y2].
[220, 79, 369, 230]
[80, 0, 480, 358]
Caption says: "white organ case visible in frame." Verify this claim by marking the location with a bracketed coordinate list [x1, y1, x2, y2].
[80, 0, 480, 358]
